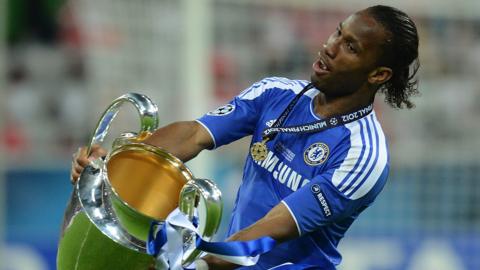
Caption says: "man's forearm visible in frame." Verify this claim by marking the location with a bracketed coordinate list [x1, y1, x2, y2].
[203, 203, 299, 269]
[143, 121, 213, 162]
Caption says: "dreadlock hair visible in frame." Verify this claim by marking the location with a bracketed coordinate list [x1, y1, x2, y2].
[366, 5, 420, 109]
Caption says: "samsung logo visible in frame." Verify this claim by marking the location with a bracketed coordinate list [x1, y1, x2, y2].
[311, 184, 331, 217]
[254, 150, 310, 192]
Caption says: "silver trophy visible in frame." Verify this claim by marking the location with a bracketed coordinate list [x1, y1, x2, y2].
[57, 93, 222, 270]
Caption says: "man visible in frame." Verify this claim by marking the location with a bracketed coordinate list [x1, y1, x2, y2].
[72, 5, 419, 269]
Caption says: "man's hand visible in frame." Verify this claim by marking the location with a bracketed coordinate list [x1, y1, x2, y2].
[203, 203, 299, 269]
[70, 145, 107, 184]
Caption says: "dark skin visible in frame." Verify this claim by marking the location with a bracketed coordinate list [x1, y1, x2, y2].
[311, 10, 392, 118]
[71, 9, 393, 270]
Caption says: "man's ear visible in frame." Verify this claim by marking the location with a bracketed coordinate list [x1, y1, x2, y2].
[368, 67, 392, 85]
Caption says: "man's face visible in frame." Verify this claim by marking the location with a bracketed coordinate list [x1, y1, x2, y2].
[311, 11, 389, 96]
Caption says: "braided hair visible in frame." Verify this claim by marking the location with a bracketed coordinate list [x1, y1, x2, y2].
[367, 5, 420, 109]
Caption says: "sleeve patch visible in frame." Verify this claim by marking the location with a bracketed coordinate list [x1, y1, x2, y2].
[310, 184, 332, 217]
[206, 104, 235, 116]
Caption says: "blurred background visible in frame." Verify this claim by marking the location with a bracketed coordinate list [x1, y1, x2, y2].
[1, 0, 479, 269]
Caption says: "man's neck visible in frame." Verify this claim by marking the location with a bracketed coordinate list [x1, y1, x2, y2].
[313, 88, 375, 118]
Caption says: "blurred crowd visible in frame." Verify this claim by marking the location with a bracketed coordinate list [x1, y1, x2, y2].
[3, 0, 480, 168]
[4, 0, 89, 165]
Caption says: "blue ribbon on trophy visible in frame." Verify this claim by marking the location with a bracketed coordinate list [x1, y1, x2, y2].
[147, 208, 277, 269]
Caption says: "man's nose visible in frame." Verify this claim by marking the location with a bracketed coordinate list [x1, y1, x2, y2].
[323, 41, 338, 59]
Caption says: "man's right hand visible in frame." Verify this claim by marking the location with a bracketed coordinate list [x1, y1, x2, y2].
[70, 145, 107, 184]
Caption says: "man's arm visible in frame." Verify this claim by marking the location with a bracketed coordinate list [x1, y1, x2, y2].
[143, 121, 214, 162]
[71, 120, 213, 182]
[203, 202, 298, 270]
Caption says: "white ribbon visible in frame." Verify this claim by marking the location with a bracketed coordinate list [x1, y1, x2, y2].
[154, 208, 273, 269]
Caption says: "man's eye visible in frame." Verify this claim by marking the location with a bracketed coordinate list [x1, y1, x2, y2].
[336, 28, 341, 36]
[347, 43, 356, 53]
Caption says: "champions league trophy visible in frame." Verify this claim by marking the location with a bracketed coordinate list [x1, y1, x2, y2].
[57, 93, 223, 270]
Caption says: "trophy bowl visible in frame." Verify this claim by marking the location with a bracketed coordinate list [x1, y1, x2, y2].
[106, 143, 193, 241]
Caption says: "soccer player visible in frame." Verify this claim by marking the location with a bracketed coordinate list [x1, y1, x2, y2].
[72, 5, 419, 270]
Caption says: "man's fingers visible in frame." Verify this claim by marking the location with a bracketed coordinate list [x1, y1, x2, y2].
[71, 157, 90, 184]
[71, 161, 81, 183]
[73, 162, 85, 174]
[71, 169, 79, 184]
[89, 144, 108, 159]
[70, 147, 89, 184]
[76, 146, 88, 157]
[74, 145, 106, 163]
[76, 156, 91, 167]
[70, 145, 107, 185]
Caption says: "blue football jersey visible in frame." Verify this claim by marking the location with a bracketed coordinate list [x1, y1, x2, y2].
[197, 77, 389, 269]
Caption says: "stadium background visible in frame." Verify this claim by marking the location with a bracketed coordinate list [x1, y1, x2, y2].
[1, 0, 480, 269]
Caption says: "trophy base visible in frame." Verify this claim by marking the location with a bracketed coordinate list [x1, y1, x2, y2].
[57, 212, 155, 270]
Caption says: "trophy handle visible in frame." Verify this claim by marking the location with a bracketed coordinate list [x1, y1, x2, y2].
[76, 92, 161, 253]
[87, 93, 159, 155]
[179, 179, 223, 238]
[179, 178, 223, 266]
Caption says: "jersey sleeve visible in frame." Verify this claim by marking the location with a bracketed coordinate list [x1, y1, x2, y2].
[282, 115, 390, 234]
[282, 149, 389, 235]
[281, 172, 360, 235]
[283, 166, 389, 234]
[196, 79, 271, 148]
